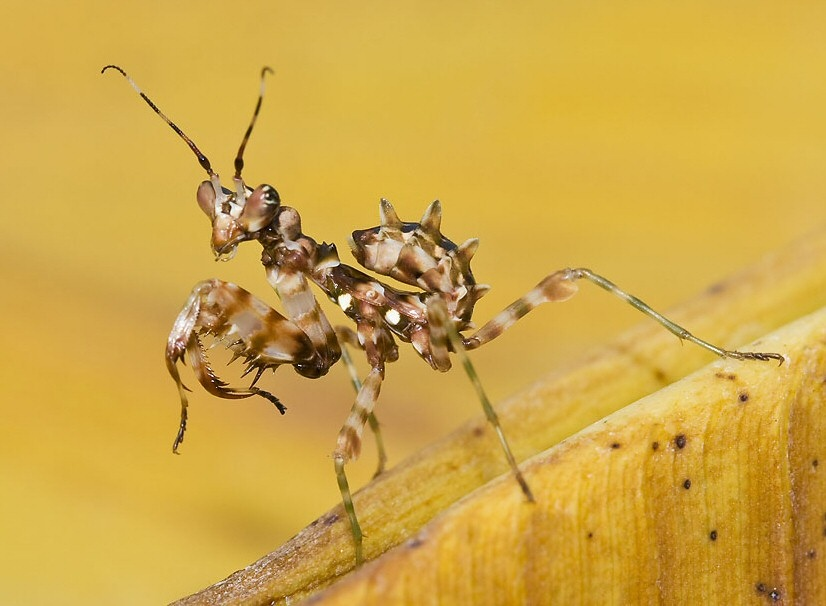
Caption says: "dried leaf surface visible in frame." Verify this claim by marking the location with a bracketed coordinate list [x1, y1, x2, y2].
[313, 306, 826, 605]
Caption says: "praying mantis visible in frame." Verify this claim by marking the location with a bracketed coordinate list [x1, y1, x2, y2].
[103, 65, 783, 564]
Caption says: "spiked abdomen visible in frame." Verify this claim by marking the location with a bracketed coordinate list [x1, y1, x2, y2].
[349, 199, 488, 304]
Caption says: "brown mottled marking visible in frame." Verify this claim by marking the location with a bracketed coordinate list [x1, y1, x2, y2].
[464, 271, 578, 349]
[334, 368, 383, 462]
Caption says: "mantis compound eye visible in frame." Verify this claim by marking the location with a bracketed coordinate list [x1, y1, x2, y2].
[261, 184, 280, 204]
[239, 184, 281, 232]
[196, 180, 217, 219]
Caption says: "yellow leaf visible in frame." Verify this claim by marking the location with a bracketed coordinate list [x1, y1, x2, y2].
[315, 306, 826, 604]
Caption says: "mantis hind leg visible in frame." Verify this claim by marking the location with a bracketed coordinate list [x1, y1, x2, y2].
[426, 295, 535, 503]
[464, 268, 784, 364]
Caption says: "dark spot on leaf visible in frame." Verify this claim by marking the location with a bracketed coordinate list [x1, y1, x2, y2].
[472, 426, 485, 437]
[683, 479, 692, 490]
[652, 441, 660, 451]
[675, 434, 687, 449]
[407, 536, 424, 549]
[653, 367, 667, 382]
[813, 459, 819, 469]
[753, 585, 782, 602]
[807, 549, 817, 559]
[611, 442, 621, 449]
[587, 531, 594, 539]
[738, 391, 749, 403]
[707, 281, 726, 295]
[709, 530, 717, 541]
[324, 513, 339, 526]
[715, 371, 737, 381]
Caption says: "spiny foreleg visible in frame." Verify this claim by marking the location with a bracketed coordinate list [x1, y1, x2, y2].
[166, 279, 319, 452]
[464, 268, 784, 362]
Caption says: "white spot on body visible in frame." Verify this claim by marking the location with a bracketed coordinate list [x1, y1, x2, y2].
[337, 293, 353, 311]
[385, 308, 401, 325]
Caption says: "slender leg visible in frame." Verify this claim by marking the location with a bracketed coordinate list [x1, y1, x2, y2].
[566, 268, 784, 362]
[336, 326, 388, 476]
[463, 270, 578, 350]
[334, 455, 362, 563]
[426, 296, 534, 502]
[333, 366, 384, 564]
[464, 268, 784, 363]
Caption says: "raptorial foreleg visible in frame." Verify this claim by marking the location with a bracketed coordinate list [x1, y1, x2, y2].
[166, 278, 321, 452]
[464, 268, 784, 362]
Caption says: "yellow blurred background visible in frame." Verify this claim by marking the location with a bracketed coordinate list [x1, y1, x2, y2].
[1, 1, 824, 603]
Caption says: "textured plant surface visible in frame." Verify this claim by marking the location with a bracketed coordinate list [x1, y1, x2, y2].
[306, 306, 826, 605]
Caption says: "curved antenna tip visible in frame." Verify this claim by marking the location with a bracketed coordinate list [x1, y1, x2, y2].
[101, 64, 126, 76]
[103, 64, 214, 177]
[234, 66, 276, 179]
